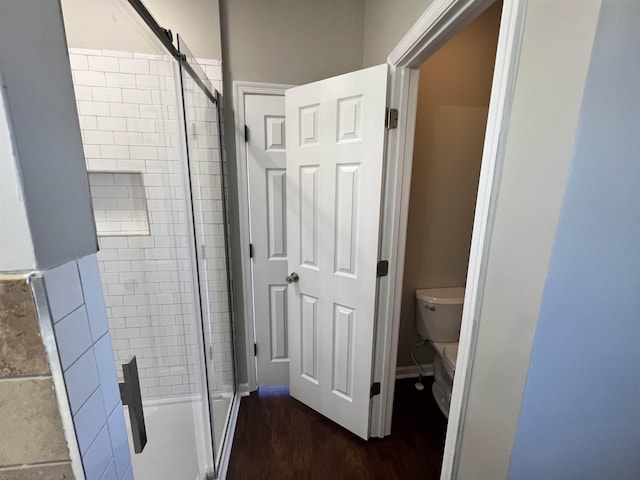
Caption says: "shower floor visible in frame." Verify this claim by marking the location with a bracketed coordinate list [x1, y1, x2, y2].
[125, 400, 201, 480]
[211, 395, 232, 454]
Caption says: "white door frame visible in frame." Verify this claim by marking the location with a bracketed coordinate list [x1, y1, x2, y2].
[372, 1, 526, 479]
[233, 81, 295, 393]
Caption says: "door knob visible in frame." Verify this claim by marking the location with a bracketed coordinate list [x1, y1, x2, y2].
[285, 272, 299, 284]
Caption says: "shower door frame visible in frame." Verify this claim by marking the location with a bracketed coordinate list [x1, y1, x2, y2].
[175, 34, 239, 476]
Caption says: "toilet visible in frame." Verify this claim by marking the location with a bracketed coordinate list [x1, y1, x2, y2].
[415, 287, 465, 418]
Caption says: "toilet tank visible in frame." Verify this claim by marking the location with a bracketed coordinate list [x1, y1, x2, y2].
[415, 287, 465, 342]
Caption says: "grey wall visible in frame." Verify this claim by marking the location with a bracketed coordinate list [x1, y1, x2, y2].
[362, 0, 434, 67]
[61, 0, 222, 60]
[0, 1, 97, 271]
[509, 3, 640, 478]
[454, 1, 602, 478]
[398, 2, 500, 367]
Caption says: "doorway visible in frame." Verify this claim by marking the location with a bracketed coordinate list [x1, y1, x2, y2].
[231, 0, 525, 469]
[233, 83, 293, 390]
[235, 65, 390, 440]
[379, 0, 526, 477]
[397, 0, 502, 410]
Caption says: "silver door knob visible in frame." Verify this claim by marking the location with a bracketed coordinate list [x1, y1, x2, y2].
[285, 272, 299, 284]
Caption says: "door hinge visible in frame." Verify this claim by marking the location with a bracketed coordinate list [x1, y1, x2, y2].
[385, 108, 398, 129]
[376, 260, 389, 277]
[249, 243, 254, 258]
[244, 124, 249, 142]
[254, 343, 257, 356]
[370, 382, 381, 398]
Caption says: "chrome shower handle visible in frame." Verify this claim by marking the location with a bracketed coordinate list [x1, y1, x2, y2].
[119, 355, 147, 453]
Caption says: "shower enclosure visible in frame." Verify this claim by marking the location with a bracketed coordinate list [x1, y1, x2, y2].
[61, 0, 236, 478]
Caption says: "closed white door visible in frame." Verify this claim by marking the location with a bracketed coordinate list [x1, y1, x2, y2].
[285, 64, 389, 439]
[245, 94, 290, 386]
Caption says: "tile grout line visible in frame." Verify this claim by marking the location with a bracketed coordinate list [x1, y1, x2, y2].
[0, 374, 52, 382]
[0, 460, 73, 471]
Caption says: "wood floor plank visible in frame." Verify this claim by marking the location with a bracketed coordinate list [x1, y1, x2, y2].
[228, 379, 446, 479]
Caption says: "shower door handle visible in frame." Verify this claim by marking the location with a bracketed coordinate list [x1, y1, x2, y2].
[119, 355, 147, 453]
[285, 272, 299, 284]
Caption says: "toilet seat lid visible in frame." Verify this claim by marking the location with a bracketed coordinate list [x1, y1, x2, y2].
[416, 287, 465, 304]
[443, 344, 458, 373]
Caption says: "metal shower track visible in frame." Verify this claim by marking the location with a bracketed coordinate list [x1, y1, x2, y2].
[127, 0, 218, 105]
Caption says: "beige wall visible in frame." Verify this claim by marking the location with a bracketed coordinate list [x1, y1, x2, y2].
[220, 0, 364, 85]
[397, 2, 501, 367]
[61, 0, 221, 60]
[219, 0, 366, 384]
[454, 1, 602, 478]
[362, 0, 434, 67]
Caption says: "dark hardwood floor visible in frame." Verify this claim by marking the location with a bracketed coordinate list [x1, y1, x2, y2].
[227, 378, 447, 479]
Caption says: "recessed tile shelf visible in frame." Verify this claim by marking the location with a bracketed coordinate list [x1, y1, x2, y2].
[88, 171, 150, 237]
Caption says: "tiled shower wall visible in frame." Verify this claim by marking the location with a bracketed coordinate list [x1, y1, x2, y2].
[41, 256, 134, 480]
[68, 47, 232, 400]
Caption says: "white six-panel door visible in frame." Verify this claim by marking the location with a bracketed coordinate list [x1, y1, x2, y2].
[245, 94, 290, 386]
[285, 64, 388, 439]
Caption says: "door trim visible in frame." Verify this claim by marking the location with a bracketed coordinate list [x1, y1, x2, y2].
[373, 0, 526, 478]
[233, 81, 295, 392]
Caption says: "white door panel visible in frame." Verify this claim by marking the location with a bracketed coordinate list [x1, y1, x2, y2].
[286, 64, 388, 439]
[245, 94, 289, 386]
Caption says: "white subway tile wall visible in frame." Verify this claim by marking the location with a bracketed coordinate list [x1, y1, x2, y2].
[69, 48, 233, 401]
[43, 256, 133, 480]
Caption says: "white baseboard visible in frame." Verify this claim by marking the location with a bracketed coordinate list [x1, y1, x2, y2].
[237, 382, 251, 397]
[395, 364, 434, 379]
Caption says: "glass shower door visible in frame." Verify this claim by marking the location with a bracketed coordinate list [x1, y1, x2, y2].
[61, 1, 217, 478]
[177, 35, 237, 473]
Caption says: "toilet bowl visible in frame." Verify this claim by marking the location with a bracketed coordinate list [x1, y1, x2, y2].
[415, 287, 464, 418]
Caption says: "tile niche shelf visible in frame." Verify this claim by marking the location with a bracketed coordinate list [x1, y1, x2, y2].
[88, 171, 151, 237]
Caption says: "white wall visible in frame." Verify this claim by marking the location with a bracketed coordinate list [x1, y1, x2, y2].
[398, 2, 500, 367]
[0, 0, 97, 271]
[362, 0, 434, 67]
[0, 70, 36, 272]
[509, 3, 640, 477]
[454, 1, 602, 478]
[61, 0, 221, 60]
